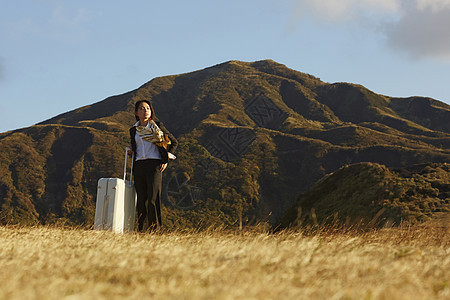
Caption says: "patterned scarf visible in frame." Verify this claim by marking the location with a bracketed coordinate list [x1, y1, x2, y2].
[135, 120, 171, 148]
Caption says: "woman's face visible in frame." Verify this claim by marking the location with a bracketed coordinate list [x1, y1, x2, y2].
[135, 102, 151, 122]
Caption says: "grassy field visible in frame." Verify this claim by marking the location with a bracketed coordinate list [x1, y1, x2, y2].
[0, 225, 449, 299]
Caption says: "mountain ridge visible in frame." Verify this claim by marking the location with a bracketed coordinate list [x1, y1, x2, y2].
[1, 59, 449, 228]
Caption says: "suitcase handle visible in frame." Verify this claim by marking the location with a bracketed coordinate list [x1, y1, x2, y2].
[124, 147, 134, 184]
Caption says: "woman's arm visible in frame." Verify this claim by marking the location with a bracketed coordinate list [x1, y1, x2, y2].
[157, 121, 178, 153]
[129, 127, 137, 154]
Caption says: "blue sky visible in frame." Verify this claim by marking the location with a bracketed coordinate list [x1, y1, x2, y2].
[1, 0, 450, 133]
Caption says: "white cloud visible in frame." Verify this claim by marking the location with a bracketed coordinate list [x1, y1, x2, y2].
[291, 0, 450, 61]
[383, 0, 450, 60]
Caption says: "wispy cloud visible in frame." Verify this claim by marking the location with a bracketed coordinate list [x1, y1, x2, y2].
[416, 0, 450, 13]
[48, 4, 95, 42]
[292, 0, 400, 22]
[6, 3, 96, 44]
[291, 0, 450, 61]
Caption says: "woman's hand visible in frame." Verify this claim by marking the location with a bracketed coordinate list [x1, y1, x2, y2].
[160, 163, 167, 172]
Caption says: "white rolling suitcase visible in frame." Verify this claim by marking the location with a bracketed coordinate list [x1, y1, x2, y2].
[94, 147, 136, 233]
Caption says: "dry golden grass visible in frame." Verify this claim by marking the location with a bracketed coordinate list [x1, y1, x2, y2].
[0, 225, 449, 299]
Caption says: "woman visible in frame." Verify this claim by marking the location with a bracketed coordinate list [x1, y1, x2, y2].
[129, 100, 178, 232]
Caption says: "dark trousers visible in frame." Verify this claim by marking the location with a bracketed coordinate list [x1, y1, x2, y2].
[133, 159, 163, 231]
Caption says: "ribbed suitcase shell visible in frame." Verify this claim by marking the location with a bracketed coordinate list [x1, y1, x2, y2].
[94, 148, 136, 233]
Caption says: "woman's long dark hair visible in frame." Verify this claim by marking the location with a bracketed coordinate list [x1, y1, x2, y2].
[134, 100, 156, 121]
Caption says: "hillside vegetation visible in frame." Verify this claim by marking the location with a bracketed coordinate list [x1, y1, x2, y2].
[0, 60, 449, 228]
[276, 162, 450, 229]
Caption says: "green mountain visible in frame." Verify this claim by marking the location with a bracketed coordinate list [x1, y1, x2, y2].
[0, 60, 449, 228]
